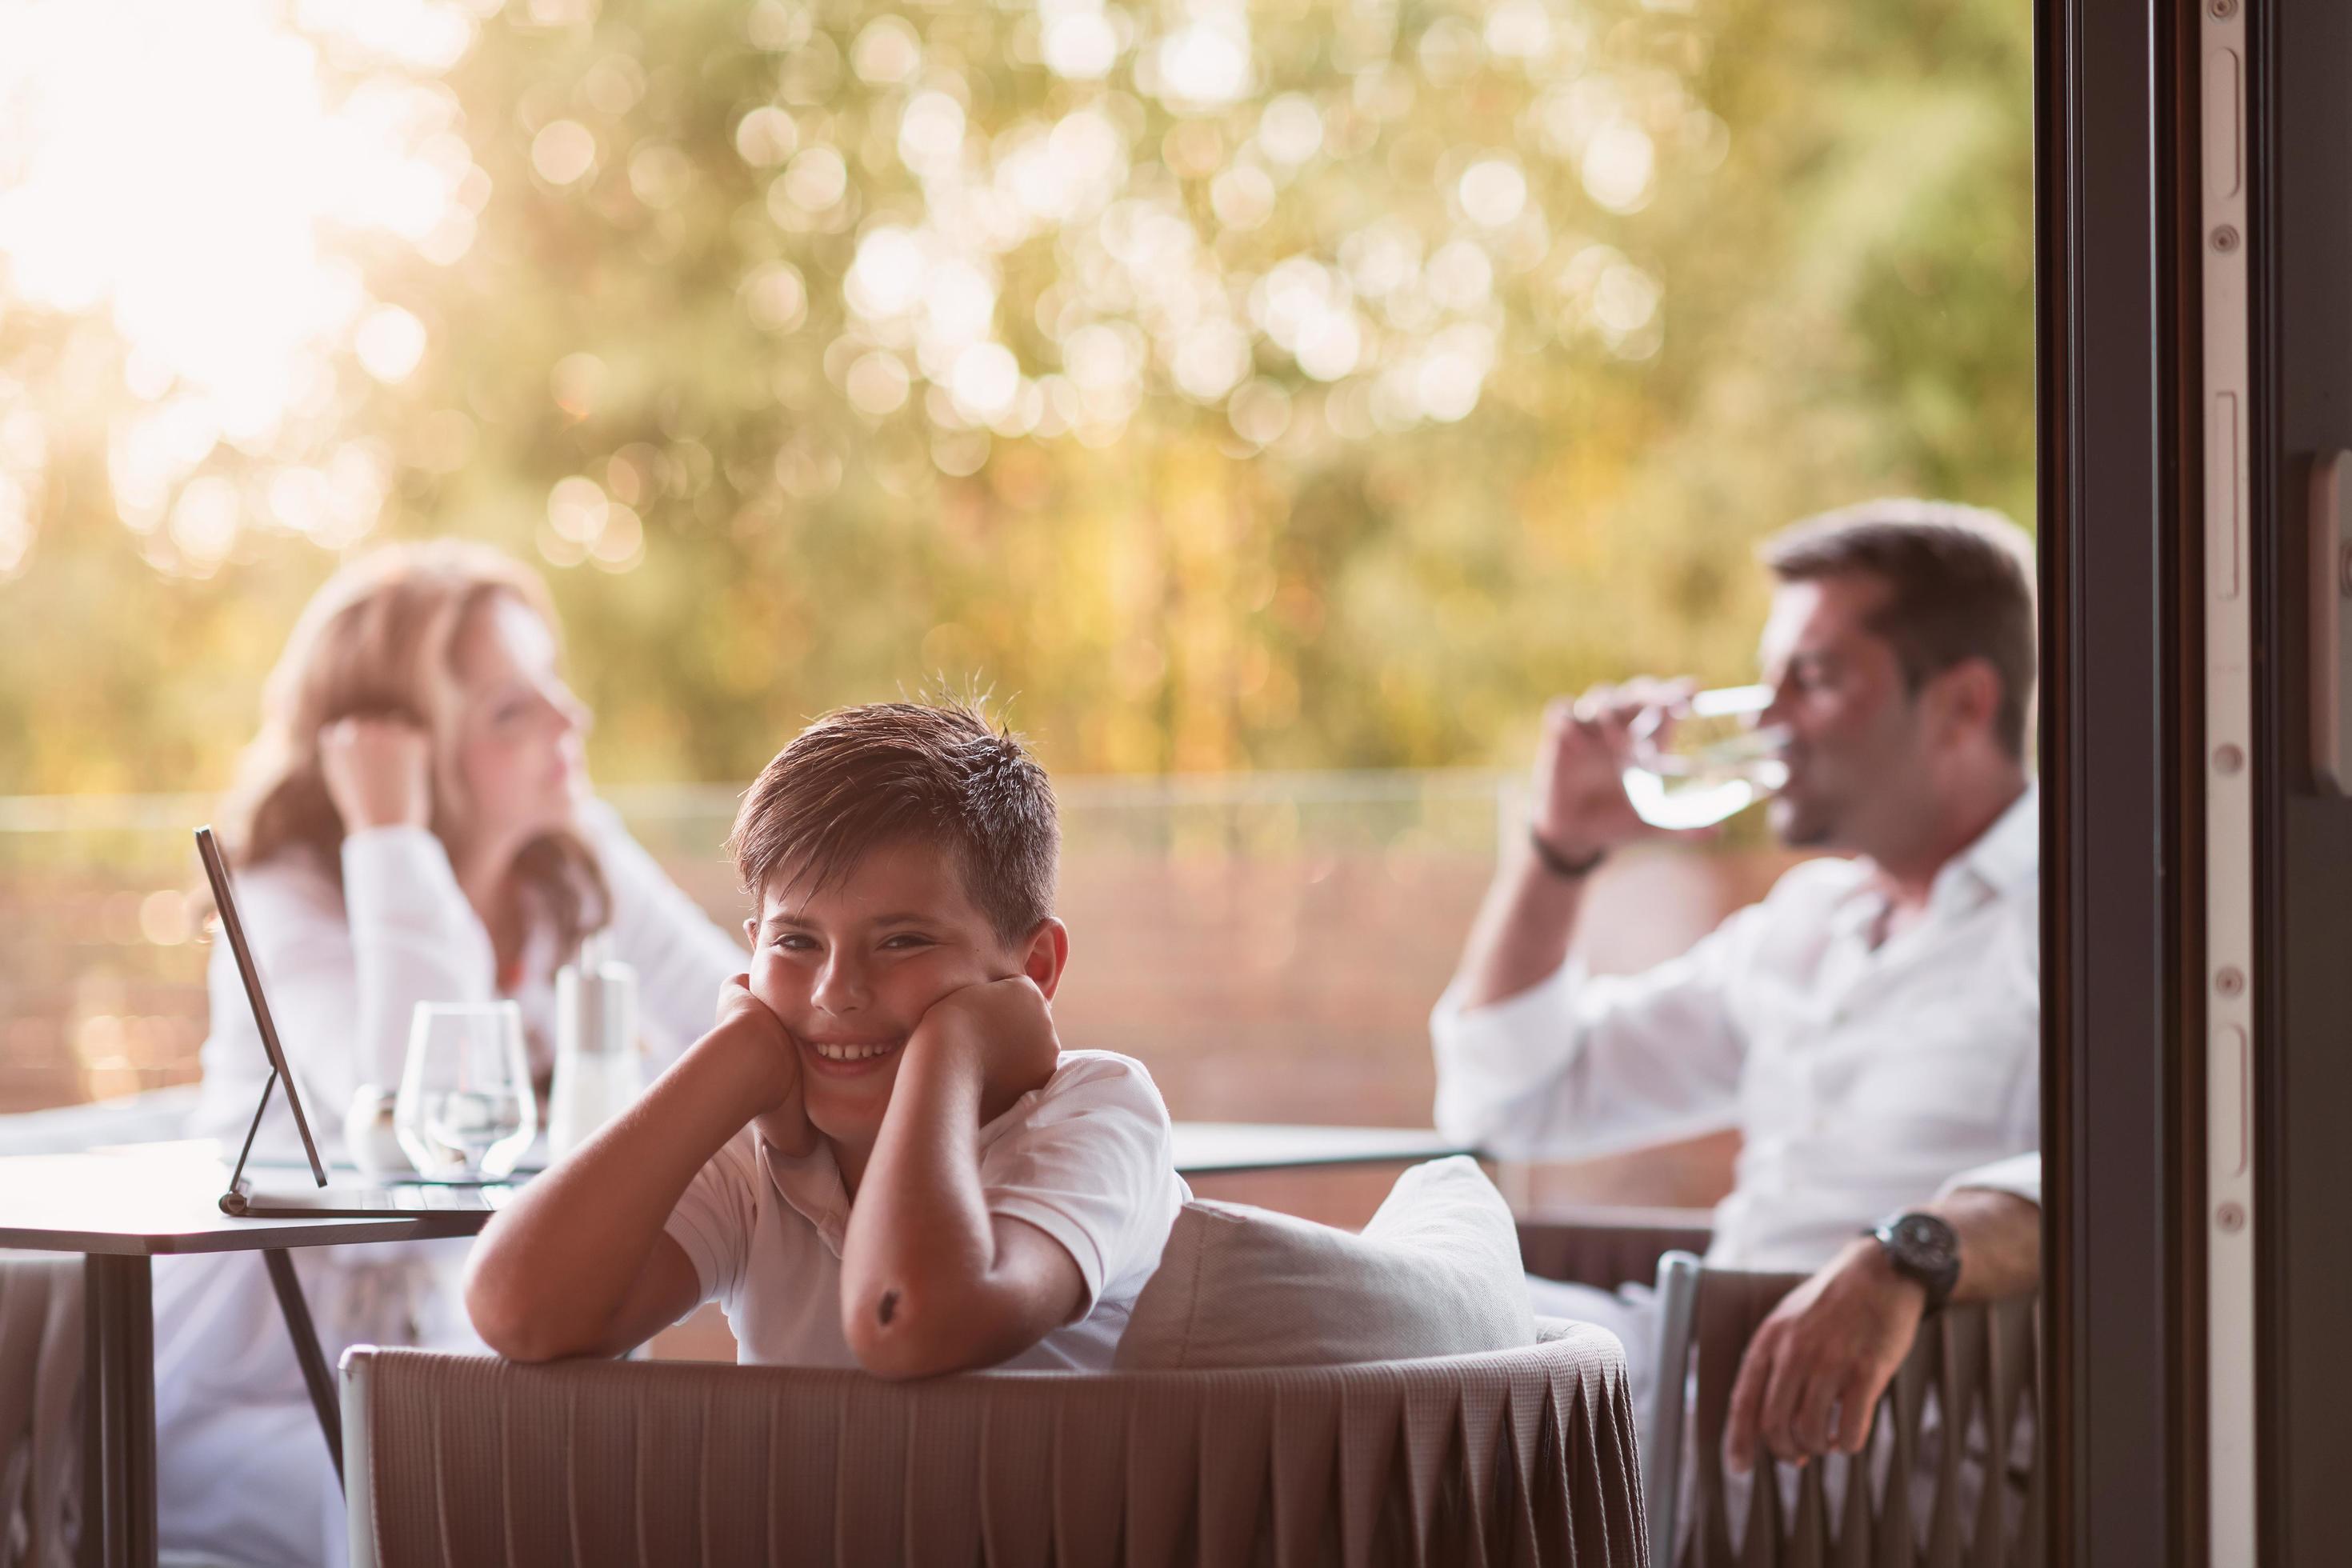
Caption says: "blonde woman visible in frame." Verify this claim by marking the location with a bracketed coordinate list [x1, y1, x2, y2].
[156, 541, 746, 1567]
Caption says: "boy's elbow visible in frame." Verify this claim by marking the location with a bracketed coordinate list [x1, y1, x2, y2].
[478, 1322, 566, 1364]
[842, 1286, 995, 1381]
[850, 1338, 950, 1382]
[466, 1284, 542, 1362]
[472, 1305, 595, 1364]
[465, 1265, 578, 1363]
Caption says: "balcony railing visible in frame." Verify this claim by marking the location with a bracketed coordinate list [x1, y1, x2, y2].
[0, 770, 1766, 1214]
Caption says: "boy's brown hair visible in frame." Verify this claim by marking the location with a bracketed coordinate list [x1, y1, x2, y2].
[1760, 499, 2038, 761]
[729, 699, 1059, 943]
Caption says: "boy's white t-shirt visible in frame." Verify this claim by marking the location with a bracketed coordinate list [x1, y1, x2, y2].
[662, 1049, 1188, 1371]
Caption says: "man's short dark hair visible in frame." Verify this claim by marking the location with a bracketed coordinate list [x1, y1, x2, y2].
[1760, 499, 2038, 760]
[729, 698, 1059, 943]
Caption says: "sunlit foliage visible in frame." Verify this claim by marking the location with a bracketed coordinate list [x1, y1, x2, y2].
[0, 0, 2030, 791]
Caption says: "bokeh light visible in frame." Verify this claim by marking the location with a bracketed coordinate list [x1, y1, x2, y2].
[0, 0, 2034, 795]
[0, 0, 484, 574]
[0, 0, 1750, 554]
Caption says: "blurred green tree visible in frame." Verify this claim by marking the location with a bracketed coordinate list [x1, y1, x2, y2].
[0, 0, 2030, 793]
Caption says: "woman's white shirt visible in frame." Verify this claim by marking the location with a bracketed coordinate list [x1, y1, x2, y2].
[187, 801, 746, 1158]
[155, 803, 745, 1566]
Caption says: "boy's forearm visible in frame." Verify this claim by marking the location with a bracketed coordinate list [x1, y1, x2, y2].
[838, 1036, 998, 1373]
[466, 1028, 770, 1358]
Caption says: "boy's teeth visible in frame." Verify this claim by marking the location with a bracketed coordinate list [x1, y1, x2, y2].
[814, 1041, 891, 1062]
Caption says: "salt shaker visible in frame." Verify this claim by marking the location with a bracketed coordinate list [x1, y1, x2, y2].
[548, 934, 642, 1158]
[342, 1084, 410, 1178]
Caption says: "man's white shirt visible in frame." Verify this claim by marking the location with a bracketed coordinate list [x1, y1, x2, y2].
[1431, 786, 2039, 1271]
[1943, 1150, 2041, 1208]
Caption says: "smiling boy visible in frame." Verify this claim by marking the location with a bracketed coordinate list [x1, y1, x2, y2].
[465, 701, 1187, 1376]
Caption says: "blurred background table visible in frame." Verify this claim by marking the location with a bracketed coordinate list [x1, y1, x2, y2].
[0, 1142, 482, 1568]
[1168, 1120, 1469, 1176]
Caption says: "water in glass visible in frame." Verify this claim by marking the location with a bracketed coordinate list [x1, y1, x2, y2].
[396, 1002, 536, 1180]
[1621, 684, 1791, 830]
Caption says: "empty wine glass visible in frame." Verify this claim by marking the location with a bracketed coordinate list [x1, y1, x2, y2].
[1622, 684, 1791, 830]
[395, 1002, 535, 1181]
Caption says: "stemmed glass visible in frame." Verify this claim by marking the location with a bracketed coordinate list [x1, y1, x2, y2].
[1621, 684, 1791, 830]
[395, 1002, 536, 1181]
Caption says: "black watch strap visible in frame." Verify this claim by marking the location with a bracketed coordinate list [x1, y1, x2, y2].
[1528, 827, 1608, 879]
[1868, 1211, 1962, 1313]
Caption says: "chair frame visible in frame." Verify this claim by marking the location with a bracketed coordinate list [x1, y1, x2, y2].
[1514, 1207, 1714, 1551]
[1518, 1212, 2042, 1568]
[1652, 1254, 2042, 1568]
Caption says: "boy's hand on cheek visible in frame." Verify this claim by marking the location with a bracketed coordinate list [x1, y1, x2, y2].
[710, 976, 818, 1158]
[911, 976, 1062, 1125]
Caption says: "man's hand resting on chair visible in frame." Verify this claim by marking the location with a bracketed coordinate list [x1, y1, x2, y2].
[1725, 1186, 2042, 1472]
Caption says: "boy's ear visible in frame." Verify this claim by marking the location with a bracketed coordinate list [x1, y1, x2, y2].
[742, 915, 758, 946]
[1021, 918, 1071, 1000]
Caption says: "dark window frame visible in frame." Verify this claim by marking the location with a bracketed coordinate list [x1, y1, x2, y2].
[2250, 0, 2352, 1559]
[2036, 0, 2206, 1561]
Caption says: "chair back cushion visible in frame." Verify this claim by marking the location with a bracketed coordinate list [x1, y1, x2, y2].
[345, 1328, 1646, 1568]
[1114, 1154, 1535, 1371]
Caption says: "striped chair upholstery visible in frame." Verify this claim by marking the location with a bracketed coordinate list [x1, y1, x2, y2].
[1649, 1257, 2042, 1568]
[342, 1318, 1647, 1568]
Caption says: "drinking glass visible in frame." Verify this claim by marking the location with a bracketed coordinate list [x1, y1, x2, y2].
[1621, 684, 1792, 830]
[395, 1002, 536, 1180]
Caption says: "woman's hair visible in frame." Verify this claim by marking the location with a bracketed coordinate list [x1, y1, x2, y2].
[219, 539, 611, 962]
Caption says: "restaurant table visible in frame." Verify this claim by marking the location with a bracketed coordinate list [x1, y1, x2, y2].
[0, 1142, 480, 1568]
[0, 1125, 1470, 1567]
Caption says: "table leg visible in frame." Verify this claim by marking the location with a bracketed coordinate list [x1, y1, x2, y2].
[80, 1254, 154, 1568]
[260, 1249, 344, 1486]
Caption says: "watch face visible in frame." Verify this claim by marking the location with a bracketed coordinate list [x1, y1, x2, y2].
[1894, 1214, 1958, 1266]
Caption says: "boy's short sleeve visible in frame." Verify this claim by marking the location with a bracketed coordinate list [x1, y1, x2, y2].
[662, 1130, 762, 1312]
[979, 1051, 1182, 1319]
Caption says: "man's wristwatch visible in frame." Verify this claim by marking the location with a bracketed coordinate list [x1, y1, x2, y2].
[1866, 1211, 1962, 1313]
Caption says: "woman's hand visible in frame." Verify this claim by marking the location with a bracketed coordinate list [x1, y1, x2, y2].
[711, 976, 818, 1157]
[318, 716, 433, 831]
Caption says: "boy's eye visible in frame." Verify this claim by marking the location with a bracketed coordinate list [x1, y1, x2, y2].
[880, 933, 934, 950]
[771, 934, 817, 952]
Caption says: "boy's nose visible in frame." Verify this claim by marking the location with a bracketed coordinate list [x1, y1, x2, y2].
[811, 957, 867, 1012]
